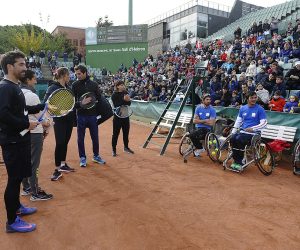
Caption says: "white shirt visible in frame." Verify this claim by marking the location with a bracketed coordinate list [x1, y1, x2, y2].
[22, 88, 44, 134]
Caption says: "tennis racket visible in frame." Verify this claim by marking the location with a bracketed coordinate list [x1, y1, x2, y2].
[79, 92, 97, 109]
[20, 88, 75, 136]
[113, 105, 133, 118]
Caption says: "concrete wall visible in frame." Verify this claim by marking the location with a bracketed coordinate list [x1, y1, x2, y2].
[148, 23, 164, 57]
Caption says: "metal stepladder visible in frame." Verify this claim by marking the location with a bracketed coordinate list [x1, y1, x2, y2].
[142, 78, 195, 155]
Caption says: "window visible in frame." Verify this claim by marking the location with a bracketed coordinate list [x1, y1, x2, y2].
[73, 39, 78, 46]
[80, 39, 85, 46]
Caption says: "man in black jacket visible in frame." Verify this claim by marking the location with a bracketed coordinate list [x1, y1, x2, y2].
[0, 51, 44, 233]
[285, 61, 300, 90]
[72, 65, 105, 167]
[111, 80, 134, 157]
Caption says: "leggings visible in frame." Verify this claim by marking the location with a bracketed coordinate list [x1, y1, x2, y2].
[53, 117, 73, 167]
[5, 177, 22, 224]
[112, 117, 130, 150]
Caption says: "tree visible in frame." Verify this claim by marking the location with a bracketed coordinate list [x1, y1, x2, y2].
[10, 25, 43, 54]
[96, 16, 113, 28]
[0, 24, 75, 56]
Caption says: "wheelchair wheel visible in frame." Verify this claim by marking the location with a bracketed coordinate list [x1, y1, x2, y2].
[205, 133, 220, 162]
[179, 132, 194, 156]
[254, 139, 275, 176]
[293, 139, 300, 173]
[218, 137, 231, 164]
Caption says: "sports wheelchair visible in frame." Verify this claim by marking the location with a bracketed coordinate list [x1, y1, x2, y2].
[179, 118, 234, 163]
[206, 127, 275, 176]
[293, 139, 300, 175]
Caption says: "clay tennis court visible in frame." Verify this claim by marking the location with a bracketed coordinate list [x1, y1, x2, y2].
[0, 119, 300, 249]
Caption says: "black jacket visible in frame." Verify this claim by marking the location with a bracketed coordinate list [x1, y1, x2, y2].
[0, 79, 44, 144]
[72, 77, 100, 116]
[111, 91, 131, 108]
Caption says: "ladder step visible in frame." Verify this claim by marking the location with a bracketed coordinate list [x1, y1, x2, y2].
[152, 133, 168, 138]
[145, 141, 163, 147]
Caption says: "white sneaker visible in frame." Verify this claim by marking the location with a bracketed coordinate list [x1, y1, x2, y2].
[194, 148, 205, 157]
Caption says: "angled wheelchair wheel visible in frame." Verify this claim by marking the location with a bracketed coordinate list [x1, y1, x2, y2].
[218, 137, 231, 164]
[293, 140, 300, 175]
[254, 139, 275, 176]
[179, 132, 194, 156]
[205, 133, 220, 162]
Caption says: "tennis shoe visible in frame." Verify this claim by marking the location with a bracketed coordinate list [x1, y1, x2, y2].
[59, 164, 75, 172]
[231, 162, 242, 171]
[80, 157, 87, 167]
[112, 151, 117, 157]
[93, 155, 106, 164]
[124, 147, 134, 154]
[51, 169, 62, 181]
[21, 187, 31, 196]
[6, 217, 36, 233]
[30, 190, 53, 201]
[194, 148, 205, 157]
[16, 204, 37, 216]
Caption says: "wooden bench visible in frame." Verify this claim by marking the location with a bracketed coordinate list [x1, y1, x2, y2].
[151, 111, 192, 137]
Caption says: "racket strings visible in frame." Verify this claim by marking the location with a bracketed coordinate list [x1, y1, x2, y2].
[48, 90, 74, 116]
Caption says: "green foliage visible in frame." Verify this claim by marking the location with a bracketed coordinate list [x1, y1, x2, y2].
[0, 24, 75, 56]
[96, 16, 113, 28]
[11, 25, 44, 54]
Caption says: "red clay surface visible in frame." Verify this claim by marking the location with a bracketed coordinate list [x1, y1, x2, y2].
[0, 119, 300, 249]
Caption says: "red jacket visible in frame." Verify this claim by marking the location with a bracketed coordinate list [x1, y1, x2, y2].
[269, 97, 286, 112]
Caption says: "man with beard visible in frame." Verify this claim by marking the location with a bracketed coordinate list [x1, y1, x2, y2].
[0, 51, 44, 233]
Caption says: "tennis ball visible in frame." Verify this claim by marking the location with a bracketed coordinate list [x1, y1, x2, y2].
[209, 141, 212, 145]
[211, 151, 216, 155]
[215, 148, 219, 152]
[213, 139, 217, 144]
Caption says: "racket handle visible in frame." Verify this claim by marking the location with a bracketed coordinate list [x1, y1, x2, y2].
[20, 129, 29, 136]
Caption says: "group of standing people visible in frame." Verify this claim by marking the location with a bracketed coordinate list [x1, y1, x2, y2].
[0, 51, 134, 233]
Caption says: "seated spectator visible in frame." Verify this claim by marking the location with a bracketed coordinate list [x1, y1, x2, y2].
[245, 60, 257, 78]
[280, 43, 293, 63]
[237, 84, 249, 106]
[255, 67, 268, 83]
[246, 78, 256, 91]
[285, 61, 300, 90]
[158, 87, 168, 102]
[291, 43, 300, 60]
[271, 75, 286, 98]
[209, 76, 222, 105]
[218, 87, 231, 107]
[269, 90, 286, 111]
[255, 83, 270, 109]
[234, 26, 242, 39]
[228, 75, 239, 93]
[263, 73, 276, 93]
[230, 90, 239, 107]
[283, 95, 299, 112]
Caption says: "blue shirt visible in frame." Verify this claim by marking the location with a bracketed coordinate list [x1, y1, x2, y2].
[238, 104, 267, 130]
[194, 105, 216, 129]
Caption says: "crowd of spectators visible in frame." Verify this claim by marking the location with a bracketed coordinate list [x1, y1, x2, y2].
[94, 17, 300, 114]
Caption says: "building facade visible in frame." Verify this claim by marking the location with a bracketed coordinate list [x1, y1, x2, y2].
[52, 26, 85, 56]
[147, 0, 230, 56]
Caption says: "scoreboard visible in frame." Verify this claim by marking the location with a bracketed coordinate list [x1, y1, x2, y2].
[97, 24, 148, 44]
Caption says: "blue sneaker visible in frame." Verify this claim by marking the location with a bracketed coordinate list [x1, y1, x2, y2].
[80, 157, 87, 167]
[6, 216, 36, 233]
[92, 155, 106, 165]
[16, 204, 37, 216]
